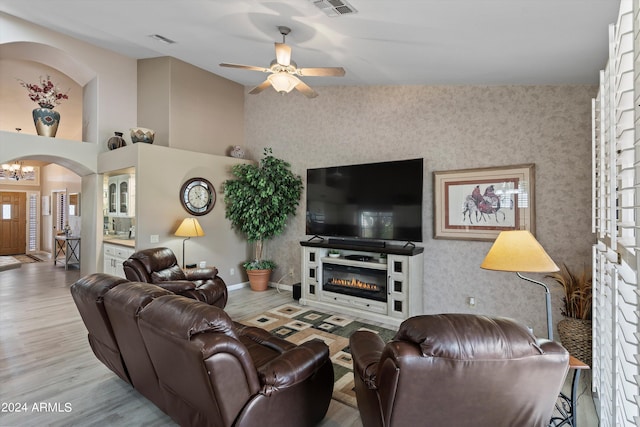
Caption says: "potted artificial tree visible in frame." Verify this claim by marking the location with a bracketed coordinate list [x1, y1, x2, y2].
[547, 263, 593, 365]
[223, 148, 303, 291]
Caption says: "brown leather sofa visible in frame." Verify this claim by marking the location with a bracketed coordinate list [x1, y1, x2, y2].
[70, 273, 334, 427]
[123, 247, 227, 308]
[350, 314, 570, 427]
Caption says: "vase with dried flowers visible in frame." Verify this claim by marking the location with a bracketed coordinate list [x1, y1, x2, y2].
[18, 75, 69, 138]
[547, 263, 592, 365]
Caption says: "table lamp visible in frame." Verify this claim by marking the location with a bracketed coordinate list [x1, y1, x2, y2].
[480, 230, 559, 340]
[175, 218, 205, 268]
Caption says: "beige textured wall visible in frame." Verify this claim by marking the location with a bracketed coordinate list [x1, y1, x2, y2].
[120, 143, 252, 285]
[244, 85, 596, 336]
[138, 57, 244, 156]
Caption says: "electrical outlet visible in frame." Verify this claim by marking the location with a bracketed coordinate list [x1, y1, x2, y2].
[150, 234, 159, 243]
[289, 267, 294, 277]
[468, 296, 476, 307]
[230, 268, 235, 276]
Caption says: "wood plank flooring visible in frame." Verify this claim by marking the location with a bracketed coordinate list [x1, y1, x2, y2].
[0, 262, 597, 426]
[0, 262, 362, 427]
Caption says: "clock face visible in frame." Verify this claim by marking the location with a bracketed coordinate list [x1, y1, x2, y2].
[180, 178, 216, 215]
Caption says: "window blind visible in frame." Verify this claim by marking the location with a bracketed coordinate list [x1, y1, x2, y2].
[592, 1, 640, 425]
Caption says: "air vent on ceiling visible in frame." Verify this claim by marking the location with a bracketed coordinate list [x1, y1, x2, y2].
[309, 0, 358, 17]
[148, 34, 176, 45]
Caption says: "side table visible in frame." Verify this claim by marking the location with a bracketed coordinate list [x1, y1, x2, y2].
[549, 355, 590, 427]
[54, 235, 81, 270]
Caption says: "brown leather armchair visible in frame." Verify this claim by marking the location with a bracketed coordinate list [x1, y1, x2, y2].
[123, 247, 227, 308]
[350, 313, 570, 427]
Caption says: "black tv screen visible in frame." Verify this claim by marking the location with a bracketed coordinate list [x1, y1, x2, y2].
[306, 158, 423, 243]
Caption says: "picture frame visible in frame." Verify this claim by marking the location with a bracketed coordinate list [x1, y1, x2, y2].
[433, 164, 535, 241]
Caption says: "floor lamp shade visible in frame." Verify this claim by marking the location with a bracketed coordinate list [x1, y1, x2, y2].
[480, 230, 559, 273]
[175, 218, 205, 268]
[480, 230, 559, 340]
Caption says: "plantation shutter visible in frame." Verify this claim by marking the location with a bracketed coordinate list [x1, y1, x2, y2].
[56, 192, 67, 232]
[592, 1, 640, 426]
[28, 193, 37, 252]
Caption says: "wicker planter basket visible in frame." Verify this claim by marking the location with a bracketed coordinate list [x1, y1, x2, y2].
[557, 318, 592, 367]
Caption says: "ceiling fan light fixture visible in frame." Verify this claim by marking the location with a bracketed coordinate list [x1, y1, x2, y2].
[268, 73, 299, 93]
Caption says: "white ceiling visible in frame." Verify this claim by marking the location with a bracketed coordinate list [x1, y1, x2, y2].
[0, 0, 620, 88]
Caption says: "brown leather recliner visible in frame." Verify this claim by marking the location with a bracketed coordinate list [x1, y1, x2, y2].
[70, 273, 131, 384]
[103, 281, 173, 413]
[137, 294, 334, 427]
[123, 247, 227, 308]
[350, 313, 570, 427]
[71, 273, 334, 427]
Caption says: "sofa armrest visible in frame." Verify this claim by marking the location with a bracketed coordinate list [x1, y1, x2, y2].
[152, 280, 195, 293]
[350, 330, 385, 389]
[238, 325, 297, 353]
[258, 339, 330, 395]
[184, 267, 219, 281]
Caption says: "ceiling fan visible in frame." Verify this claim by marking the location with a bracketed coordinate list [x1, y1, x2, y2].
[219, 26, 345, 98]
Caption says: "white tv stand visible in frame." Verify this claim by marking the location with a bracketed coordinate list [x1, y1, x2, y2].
[300, 240, 424, 326]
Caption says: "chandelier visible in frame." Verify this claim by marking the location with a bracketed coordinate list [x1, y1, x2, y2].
[1, 161, 34, 181]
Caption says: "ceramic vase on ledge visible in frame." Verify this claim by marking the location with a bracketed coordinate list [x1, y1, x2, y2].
[107, 132, 127, 150]
[32, 104, 60, 137]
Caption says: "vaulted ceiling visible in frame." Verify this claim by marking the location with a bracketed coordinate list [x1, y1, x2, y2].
[0, 0, 619, 87]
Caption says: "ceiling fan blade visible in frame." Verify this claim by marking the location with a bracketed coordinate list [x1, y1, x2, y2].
[297, 67, 346, 77]
[248, 80, 272, 95]
[219, 63, 270, 73]
[295, 80, 318, 98]
[275, 42, 291, 66]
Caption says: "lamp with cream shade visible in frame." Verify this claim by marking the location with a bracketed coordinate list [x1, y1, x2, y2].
[175, 218, 205, 269]
[480, 230, 559, 340]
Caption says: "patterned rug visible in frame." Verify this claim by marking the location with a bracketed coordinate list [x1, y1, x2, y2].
[240, 303, 395, 408]
[13, 254, 42, 263]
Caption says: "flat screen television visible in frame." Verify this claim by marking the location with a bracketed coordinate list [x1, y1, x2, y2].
[306, 158, 423, 243]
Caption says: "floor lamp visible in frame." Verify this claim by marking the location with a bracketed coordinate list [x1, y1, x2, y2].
[480, 230, 559, 340]
[175, 218, 205, 269]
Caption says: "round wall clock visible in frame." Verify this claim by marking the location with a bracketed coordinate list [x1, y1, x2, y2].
[180, 177, 216, 216]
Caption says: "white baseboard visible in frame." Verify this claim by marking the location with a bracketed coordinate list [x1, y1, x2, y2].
[227, 282, 249, 291]
[226, 282, 293, 292]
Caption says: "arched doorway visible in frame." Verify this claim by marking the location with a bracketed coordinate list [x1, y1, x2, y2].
[1, 147, 102, 275]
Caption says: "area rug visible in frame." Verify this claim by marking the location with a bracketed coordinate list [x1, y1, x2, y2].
[13, 254, 42, 263]
[240, 303, 396, 408]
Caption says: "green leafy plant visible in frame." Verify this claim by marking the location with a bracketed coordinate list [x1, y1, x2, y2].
[547, 263, 592, 320]
[243, 260, 277, 270]
[328, 249, 340, 255]
[224, 148, 303, 269]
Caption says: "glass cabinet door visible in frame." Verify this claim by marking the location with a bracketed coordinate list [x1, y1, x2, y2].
[108, 182, 117, 214]
[119, 180, 128, 215]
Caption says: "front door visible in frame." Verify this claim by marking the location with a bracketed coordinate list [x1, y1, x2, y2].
[0, 192, 26, 255]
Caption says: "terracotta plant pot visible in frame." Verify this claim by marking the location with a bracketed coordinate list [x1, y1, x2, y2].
[247, 269, 271, 292]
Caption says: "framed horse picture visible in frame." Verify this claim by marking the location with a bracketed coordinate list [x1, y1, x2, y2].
[433, 164, 535, 241]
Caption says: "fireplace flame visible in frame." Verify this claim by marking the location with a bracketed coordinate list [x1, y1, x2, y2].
[328, 277, 380, 291]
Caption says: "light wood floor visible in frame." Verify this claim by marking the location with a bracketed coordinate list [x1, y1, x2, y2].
[0, 262, 598, 426]
[0, 262, 362, 427]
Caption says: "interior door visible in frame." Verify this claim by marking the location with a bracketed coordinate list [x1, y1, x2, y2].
[0, 191, 27, 255]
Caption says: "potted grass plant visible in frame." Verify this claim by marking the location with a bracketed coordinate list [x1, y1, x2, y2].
[224, 148, 303, 291]
[547, 263, 592, 365]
